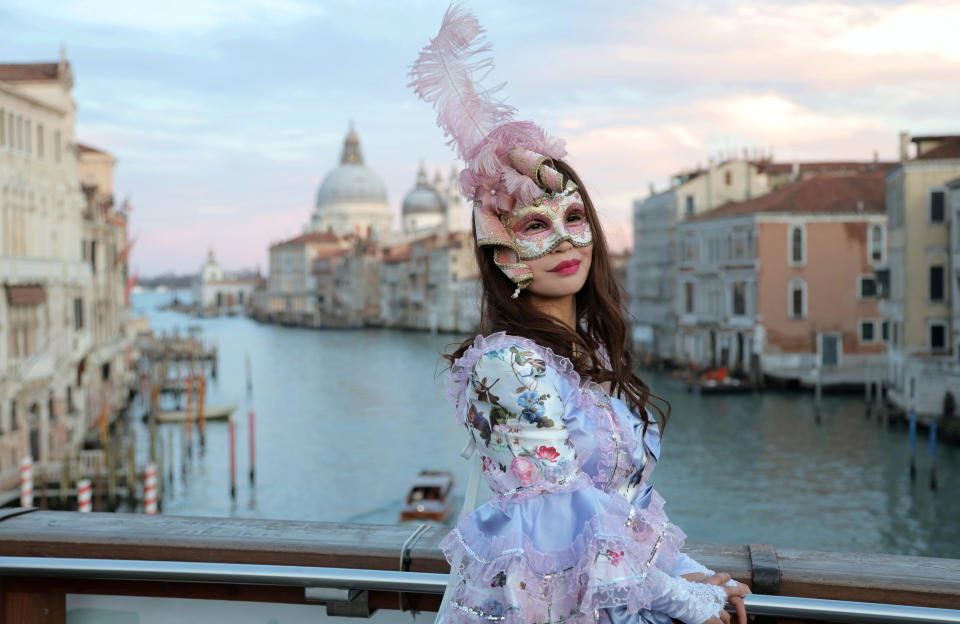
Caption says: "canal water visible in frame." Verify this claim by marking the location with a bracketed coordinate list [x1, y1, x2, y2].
[132, 291, 960, 558]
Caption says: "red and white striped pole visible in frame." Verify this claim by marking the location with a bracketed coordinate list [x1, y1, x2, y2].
[229, 419, 237, 501]
[77, 479, 92, 512]
[144, 463, 158, 515]
[20, 455, 33, 507]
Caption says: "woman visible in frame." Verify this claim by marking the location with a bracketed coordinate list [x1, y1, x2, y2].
[409, 4, 751, 623]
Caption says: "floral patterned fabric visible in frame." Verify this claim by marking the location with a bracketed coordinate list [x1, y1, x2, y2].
[439, 333, 726, 624]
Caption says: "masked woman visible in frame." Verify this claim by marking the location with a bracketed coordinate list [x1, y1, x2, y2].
[409, 4, 751, 623]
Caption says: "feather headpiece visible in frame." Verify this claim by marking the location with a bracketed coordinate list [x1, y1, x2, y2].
[408, 1, 575, 293]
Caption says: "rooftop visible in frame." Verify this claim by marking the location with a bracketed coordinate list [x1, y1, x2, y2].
[913, 136, 960, 160]
[694, 172, 886, 220]
[272, 231, 342, 248]
[0, 62, 63, 82]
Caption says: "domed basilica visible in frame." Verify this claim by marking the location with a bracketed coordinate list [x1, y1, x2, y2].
[308, 125, 393, 237]
[308, 124, 468, 240]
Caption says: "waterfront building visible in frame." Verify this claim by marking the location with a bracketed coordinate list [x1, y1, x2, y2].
[880, 133, 960, 414]
[0, 55, 132, 498]
[426, 232, 480, 333]
[192, 248, 261, 315]
[256, 231, 351, 325]
[629, 156, 894, 364]
[628, 159, 773, 362]
[307, 124, 393, 238]
[321, 237, 380, 327]
[676, 172, 888, 386]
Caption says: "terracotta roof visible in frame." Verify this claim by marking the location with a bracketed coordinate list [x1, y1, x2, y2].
[754, 161, 894, 175]
[0, 62, 62, 82]
[914, 136, 960, 160]
[313, 247, 350, 259]
[76, 143, 108, 154]
[272, 231, 342, 247]
[693, 172, 886, 220]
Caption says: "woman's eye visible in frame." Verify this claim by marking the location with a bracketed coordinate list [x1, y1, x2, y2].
[566, 212, 584, 224]
[523, 221, 546, 233]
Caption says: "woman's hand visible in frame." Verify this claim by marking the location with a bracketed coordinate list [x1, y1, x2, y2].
[689, 572, 752, 624]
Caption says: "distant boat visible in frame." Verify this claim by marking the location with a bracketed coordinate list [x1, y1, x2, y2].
[155, 405, 235, 424]
[156, 285, 169, 293]
[400, 470, 455, 522]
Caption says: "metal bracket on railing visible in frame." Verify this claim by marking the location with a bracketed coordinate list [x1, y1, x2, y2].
[749, 543, 781, 624]
[305, 586, 372, 618]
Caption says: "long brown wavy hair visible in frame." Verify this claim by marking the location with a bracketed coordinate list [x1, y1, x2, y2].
[445, 160, 669, 431]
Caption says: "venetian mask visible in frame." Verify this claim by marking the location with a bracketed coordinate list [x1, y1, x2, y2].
[503, 190, 593, 261]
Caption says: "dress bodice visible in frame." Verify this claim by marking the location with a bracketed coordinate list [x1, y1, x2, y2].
[440, 333, 726, 624]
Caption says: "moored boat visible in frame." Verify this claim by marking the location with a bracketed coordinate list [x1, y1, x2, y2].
[399, 470, 455, 522]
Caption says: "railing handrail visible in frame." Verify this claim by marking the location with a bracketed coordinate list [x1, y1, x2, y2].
[1, 556, 958, 624]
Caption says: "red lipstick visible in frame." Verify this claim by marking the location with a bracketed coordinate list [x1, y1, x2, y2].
[548, 259, 581, 275]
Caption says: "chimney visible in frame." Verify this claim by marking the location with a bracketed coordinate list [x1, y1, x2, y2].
[648, 182, 655, 196]
[791, 162, 799, 181]
[899, 131, 910, 163]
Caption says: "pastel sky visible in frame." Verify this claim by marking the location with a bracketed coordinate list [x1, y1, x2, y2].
[2, 0, 958, 275]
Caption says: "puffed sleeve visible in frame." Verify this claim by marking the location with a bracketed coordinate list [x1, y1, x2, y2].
[439, 339, 726, 624]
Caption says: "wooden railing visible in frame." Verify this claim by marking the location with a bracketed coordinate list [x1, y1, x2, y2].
[0, 508, 958, 622]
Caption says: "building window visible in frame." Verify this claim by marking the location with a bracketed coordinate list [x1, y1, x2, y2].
[859, 320, 876, 343]
[881, 320, 889, 342]
[858, 275, 877, 299]
[37, 124, 44, 158]
[930, 321, 947, 351]
[789, 225, 805, 266]
[930, 190, 946, 223]
[73, 297, 84, 330]
[869, 225, 884, 264]
[731, 281, 746, 315]
[9, 400, 16, 432]
[788, 279, 806, 319]
[25, 119, 31, 154]
[90, 240, 97, 274]
[893, 322, 899, 347]
[0, 109, 5, 146]
[7, 115, 14, 150]
[16, 115, 23, 151]
[684, 282, 695, 314]
[685, 195, 695, 217]
[929, 264, 944, 301]
[724, 170, 732, 186]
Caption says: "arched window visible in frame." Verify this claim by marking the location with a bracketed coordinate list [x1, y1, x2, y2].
[788, 278, 806, 319]
[789, 225, 805, 266]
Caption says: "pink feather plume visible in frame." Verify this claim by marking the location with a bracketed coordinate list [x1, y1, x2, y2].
[407, 1, 516, 160]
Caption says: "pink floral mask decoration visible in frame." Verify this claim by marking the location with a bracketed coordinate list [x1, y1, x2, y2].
[409, 2, 588, 297]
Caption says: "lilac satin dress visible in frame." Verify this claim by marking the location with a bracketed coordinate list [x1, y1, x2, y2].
[439, 333, 726, 624]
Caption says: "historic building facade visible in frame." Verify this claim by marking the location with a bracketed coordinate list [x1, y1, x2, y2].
[881, 133, 960, 414]
[676, 172, 888, 386]
[0, 55, 133, 499]
[192, 249, 261, 315]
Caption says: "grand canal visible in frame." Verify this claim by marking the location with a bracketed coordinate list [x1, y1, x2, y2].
[132, 291, 960, 558]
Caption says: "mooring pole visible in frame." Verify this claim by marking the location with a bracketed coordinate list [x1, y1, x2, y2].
[246, 353, 255, 486]
[229, 419, 237, 502]
[814, 366, 823, 424]
[908, 408, 917, 481]
[929, 417, 938, 490]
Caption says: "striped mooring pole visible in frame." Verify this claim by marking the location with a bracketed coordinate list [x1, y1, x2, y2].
[20, 455, 33, 508]
[144, 463, 158, 515]
[77, 479, 92, 513]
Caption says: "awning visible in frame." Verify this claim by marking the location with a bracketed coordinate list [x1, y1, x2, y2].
[4, 284, 46, 305]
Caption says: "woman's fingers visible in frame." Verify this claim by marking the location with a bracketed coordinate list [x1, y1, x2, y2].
[730, 595, 747, 624]
[706, 572, 731, 586]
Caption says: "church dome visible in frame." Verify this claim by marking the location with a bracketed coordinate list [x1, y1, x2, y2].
[402, 164, 446, 216]
[315, 126, 388, 207]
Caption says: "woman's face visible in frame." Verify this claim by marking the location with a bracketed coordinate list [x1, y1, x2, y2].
[505, 193, 594, 298]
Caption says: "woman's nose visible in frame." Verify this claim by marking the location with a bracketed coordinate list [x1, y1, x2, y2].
[553, 239, 574, 253]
